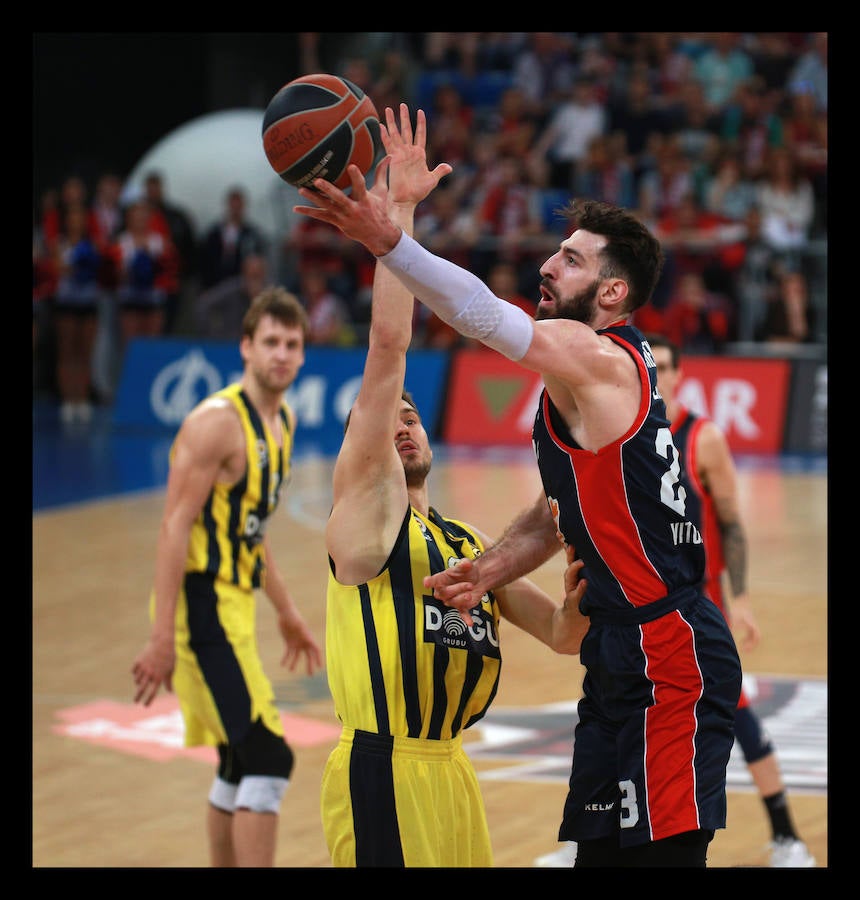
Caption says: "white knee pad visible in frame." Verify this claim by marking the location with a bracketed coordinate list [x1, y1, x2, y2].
[209, 776, 239, 814]
[234, 775, 289, 814]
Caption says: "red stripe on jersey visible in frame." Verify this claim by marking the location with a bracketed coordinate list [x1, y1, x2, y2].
[543, 341, 669, 607]
[571, 445, 669, 605]
[641, 611, 704, 839]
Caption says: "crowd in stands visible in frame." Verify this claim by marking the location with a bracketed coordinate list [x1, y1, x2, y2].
[34, 32, 827, 420]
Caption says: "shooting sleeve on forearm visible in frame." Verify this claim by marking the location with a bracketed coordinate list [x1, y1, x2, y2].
[380, 232, 534, 361]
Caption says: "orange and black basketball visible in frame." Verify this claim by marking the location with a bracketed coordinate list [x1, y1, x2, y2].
[262, 73, 384, 191]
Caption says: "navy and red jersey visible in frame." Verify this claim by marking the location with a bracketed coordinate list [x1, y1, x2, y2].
[532, 323, 705, 618]
[671, 405, 727, 609]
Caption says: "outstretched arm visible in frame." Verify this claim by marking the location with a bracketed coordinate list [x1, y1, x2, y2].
[698, 420, 760, 652]
[495, 544, 590, 655]
[425, 492, 563, 624]
[294, 104, 536, 364]
[261, 537, 323, 676]
[323, 106, 452, 585]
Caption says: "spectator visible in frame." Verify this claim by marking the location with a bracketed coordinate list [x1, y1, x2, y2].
[703, 148, 759, 223]
[647, 32, 695, 103]
[760, 269, 814, 345]
[787, 32, 827, 113]
[664, 80, 723, 174]
[654, 192, 745, 295]
[194, 253, 269, 341]
[51, 204, 104, 423]
[473, 154, 546, 277]
[109, 199, 179, 351]
[748, 32, 799, 100]
[413, 183, 480, 271]
[88, 172, 127, 404]
[198, 186, 267, 291]
[637, 134, 694, 223]
[33, 218, 58, 395]
[662, 270, 734, 354]
[484, 85, 541, 161]
[693, 32, 754, 115]
[781, 87, 827, 234]
[573, 133, 637, 210]
[719, 75, 784, 182]
[90, 173, 125, 250]
[41, 175, 96, 246]
[730, 204, 783, 343]
[511, 32, 578, 127]
[474, 32, 525, 73]
[298, 267, 354, 346]
[425, 81, 474, 170]
[141, 171, 196, 333]
[530, 75, 607, 191]
[282, 214, 360, 301]
[755, 145, 816, 271]
[606, 68, 671, 183]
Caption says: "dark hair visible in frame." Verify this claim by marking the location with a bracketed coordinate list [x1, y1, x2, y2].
[642, 331, 680, 368]
[562, 198, 664, 313]
[343, 390, 418, 435]
[242, 286, 309, 340]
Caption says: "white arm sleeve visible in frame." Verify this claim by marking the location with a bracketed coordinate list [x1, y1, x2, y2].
[380, 232, 534, 361]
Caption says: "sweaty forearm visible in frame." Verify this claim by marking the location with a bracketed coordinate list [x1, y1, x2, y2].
[380, 232, 534, 360]
[720, 520, 748, 597]
[479, 498, 562, 590]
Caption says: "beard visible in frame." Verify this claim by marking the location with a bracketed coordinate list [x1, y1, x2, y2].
[404, 456, 432, 487]
[536, 278, 601, 325]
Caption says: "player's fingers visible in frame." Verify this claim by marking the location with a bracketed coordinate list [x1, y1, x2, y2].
[399, 102, 413, 144]
[413, 107, 426, 147]
[384, 106, 401, 144]
[372, 156, 391, 191]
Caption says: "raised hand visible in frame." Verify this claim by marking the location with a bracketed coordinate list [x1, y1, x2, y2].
[383, 104, 452, 207]
[293, 104, 451, 257]
[424, 558, 483, 627]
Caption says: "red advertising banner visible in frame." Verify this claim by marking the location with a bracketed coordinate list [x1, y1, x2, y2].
[443, 351, 791, 454]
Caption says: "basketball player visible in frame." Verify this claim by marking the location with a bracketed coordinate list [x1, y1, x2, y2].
[318, 107, 589, 867]
[130, 288, 323, 867]
[642, 332, 815, 868]
[294, 103, 743, 867]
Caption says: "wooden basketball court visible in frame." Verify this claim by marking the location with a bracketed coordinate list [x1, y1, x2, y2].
[33, 450, 827, 868]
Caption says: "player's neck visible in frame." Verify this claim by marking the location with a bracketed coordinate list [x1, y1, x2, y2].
[241, 378, 284, 422]
[408, 484, 430, 518]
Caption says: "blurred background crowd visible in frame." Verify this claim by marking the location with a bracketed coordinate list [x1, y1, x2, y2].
[33, 32, 827, 425]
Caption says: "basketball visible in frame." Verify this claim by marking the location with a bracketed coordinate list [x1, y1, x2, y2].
[262, 73, 384, 191]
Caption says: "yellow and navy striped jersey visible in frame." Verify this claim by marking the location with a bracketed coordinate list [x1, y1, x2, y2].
[326, 506, 502, 740]
[182, 383, 293, 589]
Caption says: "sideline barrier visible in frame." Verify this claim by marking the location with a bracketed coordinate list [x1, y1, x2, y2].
[443, 348, 827, 456]
[114, 339, 827, 458]
[113, 338, 450, 455]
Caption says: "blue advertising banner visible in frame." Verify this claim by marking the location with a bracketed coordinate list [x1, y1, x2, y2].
[113, 338, 450, 455]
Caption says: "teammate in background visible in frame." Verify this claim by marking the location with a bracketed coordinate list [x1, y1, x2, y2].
[318, 107, 589, 867]
[294, 104, 742, 867]
[130, 288, 323, 867]
[644, 332, 815, 868]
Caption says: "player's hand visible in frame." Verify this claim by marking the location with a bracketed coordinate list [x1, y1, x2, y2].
[383, 104, 452, 207]
[294, 165, 401, 257]
[424, 558, 483, 627]
[277, 610, 324, 676]
[728, 593, 761, 653]
[552, 545, 590, 654]
[131, 634, 175, 706]
[562, 545, 587, 607]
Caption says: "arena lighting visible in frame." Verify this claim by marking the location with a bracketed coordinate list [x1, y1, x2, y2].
[123, 109, 298, 243]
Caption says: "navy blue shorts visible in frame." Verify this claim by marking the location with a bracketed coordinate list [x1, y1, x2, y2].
[559, 593, 741, 847]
